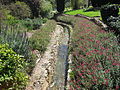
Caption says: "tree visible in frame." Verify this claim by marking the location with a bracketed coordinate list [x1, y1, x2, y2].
[56, 0, 65, 13]
[91, 0, 120, 7]
[71, 0, 87, 10]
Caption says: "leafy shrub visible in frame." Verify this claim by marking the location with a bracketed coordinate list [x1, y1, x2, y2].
[100, 4, 119, 22]
[39, 0, 53, 18]
[0, 25, 36, 74]
[0, 44, 28, 89]
[0, 4, 15, 21]
[107, 16, 120, 33]
[8, 1, 31, 19]
[4, 18, 44, 30]
[30, 20, 57, 53]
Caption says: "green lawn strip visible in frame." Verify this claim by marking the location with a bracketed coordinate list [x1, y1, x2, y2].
[57, 15, 120, 89]
[64, 8, 120, 17]
[29, 20, 57, 53]
[64, 9, 100, 17]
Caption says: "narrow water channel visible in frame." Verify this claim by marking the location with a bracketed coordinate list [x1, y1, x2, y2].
[49, 25, 69, 90]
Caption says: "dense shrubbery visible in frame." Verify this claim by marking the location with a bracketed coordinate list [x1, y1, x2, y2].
[0, 44, 28, 89]
[4, 17, 46, 31]
[0, 25, 36, 74]
[101, 5, 119, 22]
[30, 20, 57, 53]
[91, 0, 120, 7]
[101, 5, 120, 33]
[8, 1, 31, 19]
[107, 16, 120, 32]
[39, 0, 53, 18]
[0, 4, 15, 20]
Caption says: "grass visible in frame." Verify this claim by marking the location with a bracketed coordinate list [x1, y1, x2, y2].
[56, 15, 120, 89]
[64, 9, 100, 17]
[64, 8, 120, 17]
[29, 20, 57, 53]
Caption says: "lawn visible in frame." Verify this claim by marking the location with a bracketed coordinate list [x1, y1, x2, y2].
[64, 8, 120, 17]
[64, 9, 100, 17]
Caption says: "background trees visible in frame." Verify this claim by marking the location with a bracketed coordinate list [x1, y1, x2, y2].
[91, 0, 120, 7]
[0, 0, 54, 18]
[71, 0, 89, 10]
[56, 0, 65, 13]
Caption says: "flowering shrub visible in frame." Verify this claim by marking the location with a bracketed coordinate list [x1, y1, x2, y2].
[68, 17, 120, 89]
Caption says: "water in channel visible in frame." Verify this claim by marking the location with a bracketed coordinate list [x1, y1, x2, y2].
[50, 26, 69, 90]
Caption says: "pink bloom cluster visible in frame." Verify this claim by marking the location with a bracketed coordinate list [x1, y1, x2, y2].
[70, 18, 120, 89]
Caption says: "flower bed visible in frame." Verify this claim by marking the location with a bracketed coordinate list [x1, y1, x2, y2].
[68, 17, 120, 89]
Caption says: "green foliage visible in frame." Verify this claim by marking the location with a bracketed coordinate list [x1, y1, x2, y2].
[30, 20, 57, 53]
[71, 0, 85, 9]
[0, 4, 15, 20]
[8, 1, 32, 19]
[101, 5, 120, 33]
[107, 16, 120, 32]
[18, 18, 43, 30]
[4, 18, 44, 30]
[101, 4, 119, 22]
[91, 0, 120, 7]
[64, 9, 100, 17]
[0, 44, 28, 89]
[39, 0, 53, 18]
[0, 25, 36, 74]
[56, 15, 79, 26]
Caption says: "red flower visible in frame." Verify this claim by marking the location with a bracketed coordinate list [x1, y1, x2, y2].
[100, 47, 105, 50]
[79, 73, 83, 76]
[77, 86, 81, 88]
[96, 40, 100, 44]
[116, 86, 120, 90]
[112, 63, 120, 66]
[104, 69, 110, 73]
[90, 34, 96, 37]
[86, 52, 91, 56]
[94, 49, 99, 52]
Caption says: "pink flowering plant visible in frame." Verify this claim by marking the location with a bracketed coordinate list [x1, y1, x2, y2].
[69, 18, 120, 90]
